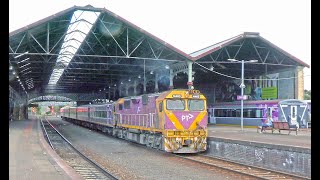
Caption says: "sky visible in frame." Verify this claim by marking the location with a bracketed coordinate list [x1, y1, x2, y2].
[9, 0, 311, 90]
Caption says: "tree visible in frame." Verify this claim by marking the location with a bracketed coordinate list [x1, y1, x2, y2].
[304, 90, 311, 100]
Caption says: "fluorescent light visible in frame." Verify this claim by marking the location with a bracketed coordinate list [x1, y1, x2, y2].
[20, 67, 31, 73]
[17, 58, 30, 64]
[22, 71, 32, 75]
[14, 51, 28, 58]
[19, 63, 31, 69]
[227, 58, 238, 62]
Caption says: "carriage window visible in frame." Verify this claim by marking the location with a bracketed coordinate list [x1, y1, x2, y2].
[124, 100, 131, 109]
[214, 108, 263, 118]
[119, 104, 123, 110]
[255, 109, 263, 118]
[188, 100, 205, 111]
[166, 99, 185, 110]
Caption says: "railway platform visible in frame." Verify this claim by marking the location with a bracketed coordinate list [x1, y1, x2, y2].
[207, 124, 311, 149]
[9, 117, 82, 180]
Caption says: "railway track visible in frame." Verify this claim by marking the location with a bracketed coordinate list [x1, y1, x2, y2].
[55, 116, 310, 179]
[175, 154, 310, 180]
[40, 117, 118, 180]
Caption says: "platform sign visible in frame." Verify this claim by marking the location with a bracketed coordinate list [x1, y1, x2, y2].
[237, 95, 248, 100]
[262, 87, 277, 99]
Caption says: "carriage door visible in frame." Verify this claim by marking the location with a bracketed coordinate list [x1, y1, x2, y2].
[208, 108, 216, 124]
[290, 105, 297, 125]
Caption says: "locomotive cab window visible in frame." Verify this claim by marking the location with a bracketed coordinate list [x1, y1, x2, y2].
[119, 104, 123, 110]
[188, 100, 205, 111]
[166, 99, 185, 110]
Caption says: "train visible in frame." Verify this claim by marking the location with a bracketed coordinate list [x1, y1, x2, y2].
[60, 89, 208, 153]
[207, 99, 311, 128]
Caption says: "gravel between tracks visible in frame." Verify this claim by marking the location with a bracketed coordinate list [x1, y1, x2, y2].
[50, 117, 256, 180]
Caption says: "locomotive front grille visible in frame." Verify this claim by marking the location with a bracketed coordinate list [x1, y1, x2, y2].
[166, 130, 206, 137]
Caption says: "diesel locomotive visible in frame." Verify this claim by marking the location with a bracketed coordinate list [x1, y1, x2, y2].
[61, 89, 208, 153]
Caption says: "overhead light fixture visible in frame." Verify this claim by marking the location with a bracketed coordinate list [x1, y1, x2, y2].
[14, 51, 28, 58]
[210, 65, 214, 71]
[12, 71, 15, 75]
[19, 63, 31, 69]
[17, 58, 30, 64]
[128, 78, 131, 82]
[165, 65, 169, 69]
[150, 71, 153, 74]
[9, 66, 13, 70]
[138, 75, 141, 79]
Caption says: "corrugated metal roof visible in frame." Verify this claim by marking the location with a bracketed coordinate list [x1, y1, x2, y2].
[189, 34, 244, 58]
[189, 32, 310, 68]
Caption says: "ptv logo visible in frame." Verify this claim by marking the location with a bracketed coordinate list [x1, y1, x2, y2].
[181, 114, 194, 122]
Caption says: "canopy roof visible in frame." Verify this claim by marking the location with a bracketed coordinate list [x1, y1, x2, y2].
[9, 5, 309, 97]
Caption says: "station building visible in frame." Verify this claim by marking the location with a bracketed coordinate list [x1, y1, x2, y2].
[9, 5, 309, 121]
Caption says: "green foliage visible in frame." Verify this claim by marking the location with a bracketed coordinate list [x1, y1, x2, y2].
[304, 90, 311, 100]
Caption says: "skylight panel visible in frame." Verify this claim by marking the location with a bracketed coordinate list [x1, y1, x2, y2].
[48, 10, 100, 85]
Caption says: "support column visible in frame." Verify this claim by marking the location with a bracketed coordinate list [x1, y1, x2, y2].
[126, 85, 129, 96]
[296, 66, 304, 100]
[169, 69, 174, 89]
[155, 73, 159, 92]
[108, 87, 111, 100]
[143, 60, 146, 93]
[134, 80, 137, 95]
[213, 85, 216, 103]
[13, 102, 19, 120]
[187, 61, 193, 89]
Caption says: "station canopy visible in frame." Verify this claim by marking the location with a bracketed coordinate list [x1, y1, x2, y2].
[9, 5, 309, 96]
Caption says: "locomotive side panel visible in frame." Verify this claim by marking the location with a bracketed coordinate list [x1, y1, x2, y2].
[114, 94, 160, 131]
